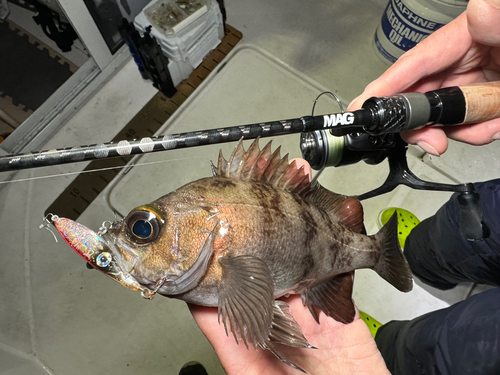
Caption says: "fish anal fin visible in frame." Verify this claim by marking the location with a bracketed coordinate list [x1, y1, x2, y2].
[301, 271, 356, 324]
[306, 184, 364, 233]
[217, 255, 274, 349]
[373, 212, 413, 292]
[269, 300, 313, 349]
[260, 341, 307, 373]
[257, 300, 316, 372]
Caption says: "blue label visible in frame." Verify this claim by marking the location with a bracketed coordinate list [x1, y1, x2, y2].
[374, 33, 397, 63]
[380, 0, 445, 51]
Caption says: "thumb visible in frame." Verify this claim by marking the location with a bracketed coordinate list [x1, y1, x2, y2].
[347, 94, 364, 111]
[467, 0, 500, 46]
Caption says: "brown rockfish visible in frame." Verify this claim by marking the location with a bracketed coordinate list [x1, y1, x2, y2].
[51, 138, 413, 372]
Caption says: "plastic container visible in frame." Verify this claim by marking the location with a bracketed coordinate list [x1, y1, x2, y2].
[374, 0, 467, 64]
[144, 0, 209, 34]
[134, 0, 224, 86]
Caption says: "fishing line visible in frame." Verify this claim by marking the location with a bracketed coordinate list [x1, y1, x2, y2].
[0, 157, 200, 185]
[310, 91, 345, 186]
[0, 91, 344, 186]
[311, 91, 344, 116]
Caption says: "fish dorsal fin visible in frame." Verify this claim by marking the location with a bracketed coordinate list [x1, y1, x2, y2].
[305, 184, 364, 233]
[216, 138, 311, 195]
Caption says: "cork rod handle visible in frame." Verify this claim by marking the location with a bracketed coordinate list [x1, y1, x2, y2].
[461, 81, 500, 124]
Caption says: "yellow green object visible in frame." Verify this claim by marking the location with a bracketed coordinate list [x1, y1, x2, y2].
[359, 310, 383, 338]
[378, 207, 420, 248]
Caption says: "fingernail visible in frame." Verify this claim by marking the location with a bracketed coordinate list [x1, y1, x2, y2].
[417, 141, 440, 156]
[486, 0, 500, 9]
[492, 132, 500, 140]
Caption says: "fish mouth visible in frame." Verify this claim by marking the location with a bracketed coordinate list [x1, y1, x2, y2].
[51, 215, 155, 299]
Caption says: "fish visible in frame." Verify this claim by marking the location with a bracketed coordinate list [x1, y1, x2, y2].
[50, 138, 413, 372]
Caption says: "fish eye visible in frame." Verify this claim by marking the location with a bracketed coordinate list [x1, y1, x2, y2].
[125, 206, 163, 244]
[132, 219, 153, 239]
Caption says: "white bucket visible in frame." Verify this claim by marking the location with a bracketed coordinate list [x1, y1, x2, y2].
[374, 0, 467, 64]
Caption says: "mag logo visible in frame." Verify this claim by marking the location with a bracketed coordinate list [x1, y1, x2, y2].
[323, 113, 355, 127]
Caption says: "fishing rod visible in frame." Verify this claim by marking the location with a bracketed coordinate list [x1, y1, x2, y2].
[2, 81, 500, 241]
[1, 81, 499, 173]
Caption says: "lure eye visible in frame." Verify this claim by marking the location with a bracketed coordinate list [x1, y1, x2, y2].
[125, 208, 162, 244]
[96, 252, 112, 267]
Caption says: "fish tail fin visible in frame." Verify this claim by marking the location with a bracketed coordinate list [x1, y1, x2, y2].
[372, 211, 413, 292]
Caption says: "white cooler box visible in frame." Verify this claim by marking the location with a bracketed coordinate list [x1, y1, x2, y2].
[134, 0, 224, 86]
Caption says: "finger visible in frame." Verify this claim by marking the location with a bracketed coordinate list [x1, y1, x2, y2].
[401, 127, 450, 155]
[443, 119, 500, 145]
[289, 158, 312, 182]
[189, 304, 260, 369]
[467, 0, 500, 47]
[189, 304, 221, 336]
[348, 13, 471, 111]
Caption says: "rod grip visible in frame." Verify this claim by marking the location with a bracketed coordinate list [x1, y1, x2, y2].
[461, 81, 500, 124]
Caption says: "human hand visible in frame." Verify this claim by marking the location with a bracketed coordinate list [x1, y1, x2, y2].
[190, 295, 390, 375]
[348, 0, 500, 156]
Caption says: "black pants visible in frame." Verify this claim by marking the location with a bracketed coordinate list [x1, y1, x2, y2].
[375, 179, 500, 375]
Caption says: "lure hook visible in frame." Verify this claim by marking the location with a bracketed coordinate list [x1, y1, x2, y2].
[141, 286, 158, 300]
[39, 213, 59, 243]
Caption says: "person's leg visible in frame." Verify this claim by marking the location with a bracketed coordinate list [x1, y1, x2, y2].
[405, 179, 500, 289]
[375, 179, 500, 375]
[375, 288, 500, 375]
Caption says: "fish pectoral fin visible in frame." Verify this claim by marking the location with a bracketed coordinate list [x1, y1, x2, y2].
[218, 261, 316, 371]
[301, 271, 356, 324]
[217, 255, 274, 349]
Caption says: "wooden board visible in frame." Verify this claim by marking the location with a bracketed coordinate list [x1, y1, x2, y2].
[45, 25, 242, 219]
